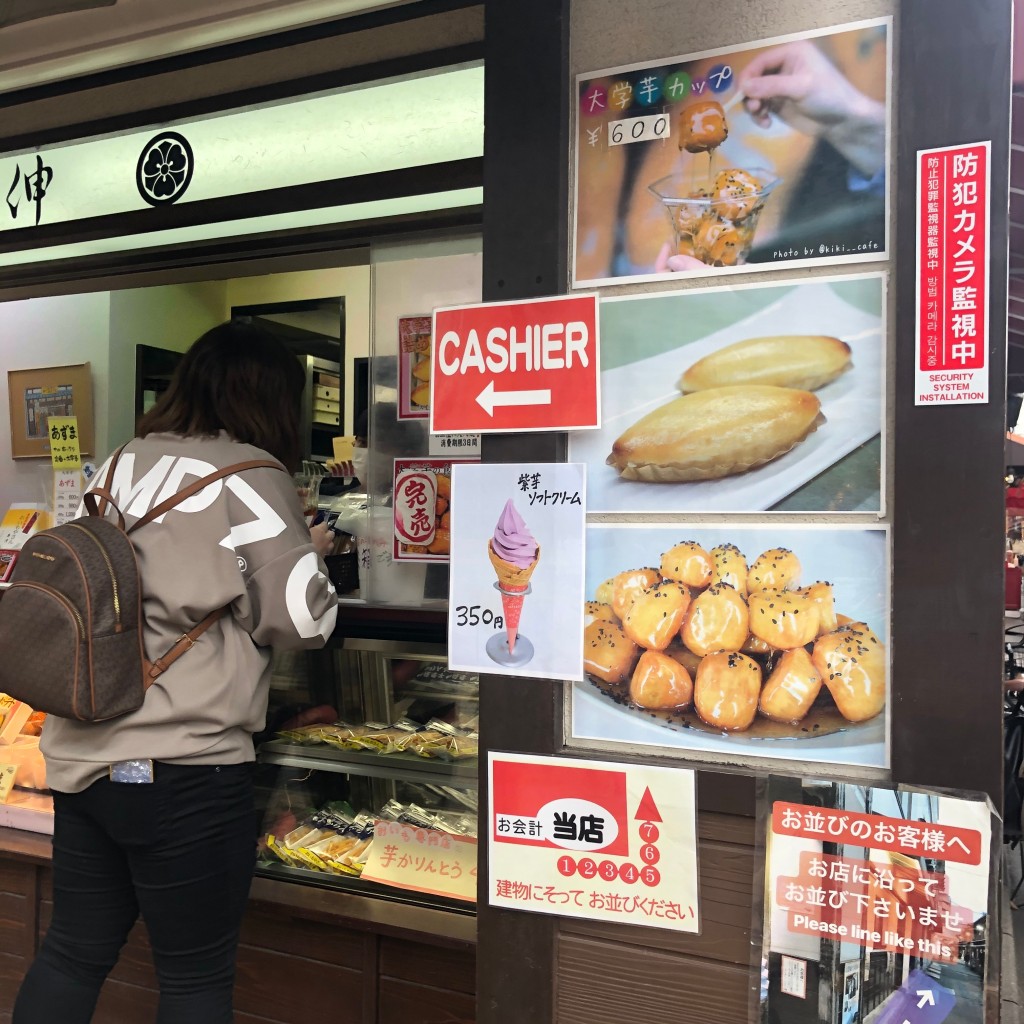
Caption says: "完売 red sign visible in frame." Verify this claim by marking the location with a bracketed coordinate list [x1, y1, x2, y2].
[429, 294, 600, 433]
[915, 141, 990, 405]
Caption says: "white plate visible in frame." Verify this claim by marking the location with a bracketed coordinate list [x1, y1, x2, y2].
[570, 278, 884, 513]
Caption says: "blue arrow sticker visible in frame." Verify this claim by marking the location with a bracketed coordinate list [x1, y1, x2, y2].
[874, 969, 957, 1024]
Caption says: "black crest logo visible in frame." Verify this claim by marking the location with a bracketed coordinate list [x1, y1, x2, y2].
[136, 131, 194, 206]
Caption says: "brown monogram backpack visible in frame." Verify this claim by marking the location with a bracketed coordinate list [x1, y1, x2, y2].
[0, 445, 282, 721]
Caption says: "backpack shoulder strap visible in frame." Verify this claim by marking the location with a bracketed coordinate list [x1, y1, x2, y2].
[82, 443, 131, 530]
[126, 459, 285, 535]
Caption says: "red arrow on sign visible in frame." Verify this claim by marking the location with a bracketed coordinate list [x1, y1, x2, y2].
[634, 787, 662, 823]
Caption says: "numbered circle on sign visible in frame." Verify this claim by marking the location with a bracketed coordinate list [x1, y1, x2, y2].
[557, 855, 577, 877]
[639, 822, 660, 843]
[640, 865, 661, 888]
[577, 857, 597, 879]
[599, 860, 618, 881]
[640, 844, 661, 866]
[618, 862, 639, 884]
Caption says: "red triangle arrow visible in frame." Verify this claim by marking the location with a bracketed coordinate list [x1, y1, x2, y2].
[634, 787, 662, 823]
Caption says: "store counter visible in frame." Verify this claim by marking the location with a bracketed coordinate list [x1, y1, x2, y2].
[0, 610, 479, 1024]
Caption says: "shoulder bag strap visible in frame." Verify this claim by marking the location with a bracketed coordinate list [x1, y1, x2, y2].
[126, 459, 285, 535]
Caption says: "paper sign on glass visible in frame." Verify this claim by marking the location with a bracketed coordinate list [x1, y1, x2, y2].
[488, 753, 699, 933]
[447, 463, 586, 680]
[392, 457, 478, 563]
[759, 778, 991, 1024]
[361, 820, 477, 903]
[53, 469, 82, 527]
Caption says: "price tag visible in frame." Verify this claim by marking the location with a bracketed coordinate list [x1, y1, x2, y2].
[53, 469, 83, 526]
[0, 764, 17, 804]
[48, 416, 81, 470]
[608, 113, 671, 147]
[361, 820, 477, 902]
[428, 432, 481, 458]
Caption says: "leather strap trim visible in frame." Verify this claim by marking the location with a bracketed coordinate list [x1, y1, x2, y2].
[127, 459, 284, 535]
[91, 444, 130, 525]
[143, 607, 227, 685]
[83, 488, 125, 531]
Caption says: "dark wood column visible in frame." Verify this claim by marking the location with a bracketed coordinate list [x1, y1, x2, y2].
[477, 0, 570, 1020]
[892, 0, 1012, 806]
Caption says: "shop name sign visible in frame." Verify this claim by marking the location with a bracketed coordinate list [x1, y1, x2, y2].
[0, 65, 483, 236]
[915, 141, 990, 405]
[429, 294, 600, 434]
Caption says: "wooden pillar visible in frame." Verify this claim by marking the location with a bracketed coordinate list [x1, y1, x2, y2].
[477, 0, 570, 1020]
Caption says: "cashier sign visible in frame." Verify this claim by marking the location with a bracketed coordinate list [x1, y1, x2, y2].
[488, 753, 700, 933]
[429, 294, 600, 433]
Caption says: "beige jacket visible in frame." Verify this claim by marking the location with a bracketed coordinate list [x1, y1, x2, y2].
[41, 432, 338, 793]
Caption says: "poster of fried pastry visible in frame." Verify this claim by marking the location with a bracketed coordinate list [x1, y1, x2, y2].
[573, 18, 891, 287]
[567, 274, 884, 514]
[570, 524, 889, 770]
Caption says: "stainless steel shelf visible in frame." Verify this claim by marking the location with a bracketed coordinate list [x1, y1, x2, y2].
[258, 740, 478, 788]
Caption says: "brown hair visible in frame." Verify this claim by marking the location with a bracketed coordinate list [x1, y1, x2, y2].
[137, 319, 306, 469]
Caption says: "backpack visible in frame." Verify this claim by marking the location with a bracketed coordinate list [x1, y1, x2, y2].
[0, 445, 283, 722]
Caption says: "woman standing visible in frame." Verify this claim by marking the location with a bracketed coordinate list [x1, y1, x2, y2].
[14, 320, 338, 1024]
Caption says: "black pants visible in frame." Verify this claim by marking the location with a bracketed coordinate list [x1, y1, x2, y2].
[13, 762, 256, 1024]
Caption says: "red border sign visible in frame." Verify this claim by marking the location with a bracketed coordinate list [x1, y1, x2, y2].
[915, 141, 990, 405]
[430, 294, 600, 434]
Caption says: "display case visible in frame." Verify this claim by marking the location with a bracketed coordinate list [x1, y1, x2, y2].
[255, 638, 479, 913]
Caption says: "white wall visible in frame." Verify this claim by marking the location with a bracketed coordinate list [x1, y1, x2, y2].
[107, 280, 228, 448]
[0, 291, 111, 506]
[0, 260, 380, 508]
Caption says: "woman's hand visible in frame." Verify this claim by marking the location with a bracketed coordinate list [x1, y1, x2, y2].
[739, 40, 886, 178]
[309, 521, 334, 559]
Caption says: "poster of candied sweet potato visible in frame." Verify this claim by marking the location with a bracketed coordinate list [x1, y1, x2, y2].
[567, 274, 885, 514]
[573, 18, 891, 286]
[570, 524, 889, 770]
[397, 315, 432, 420]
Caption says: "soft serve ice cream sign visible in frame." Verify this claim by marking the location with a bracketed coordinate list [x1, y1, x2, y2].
[447, 463, 587, 681]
